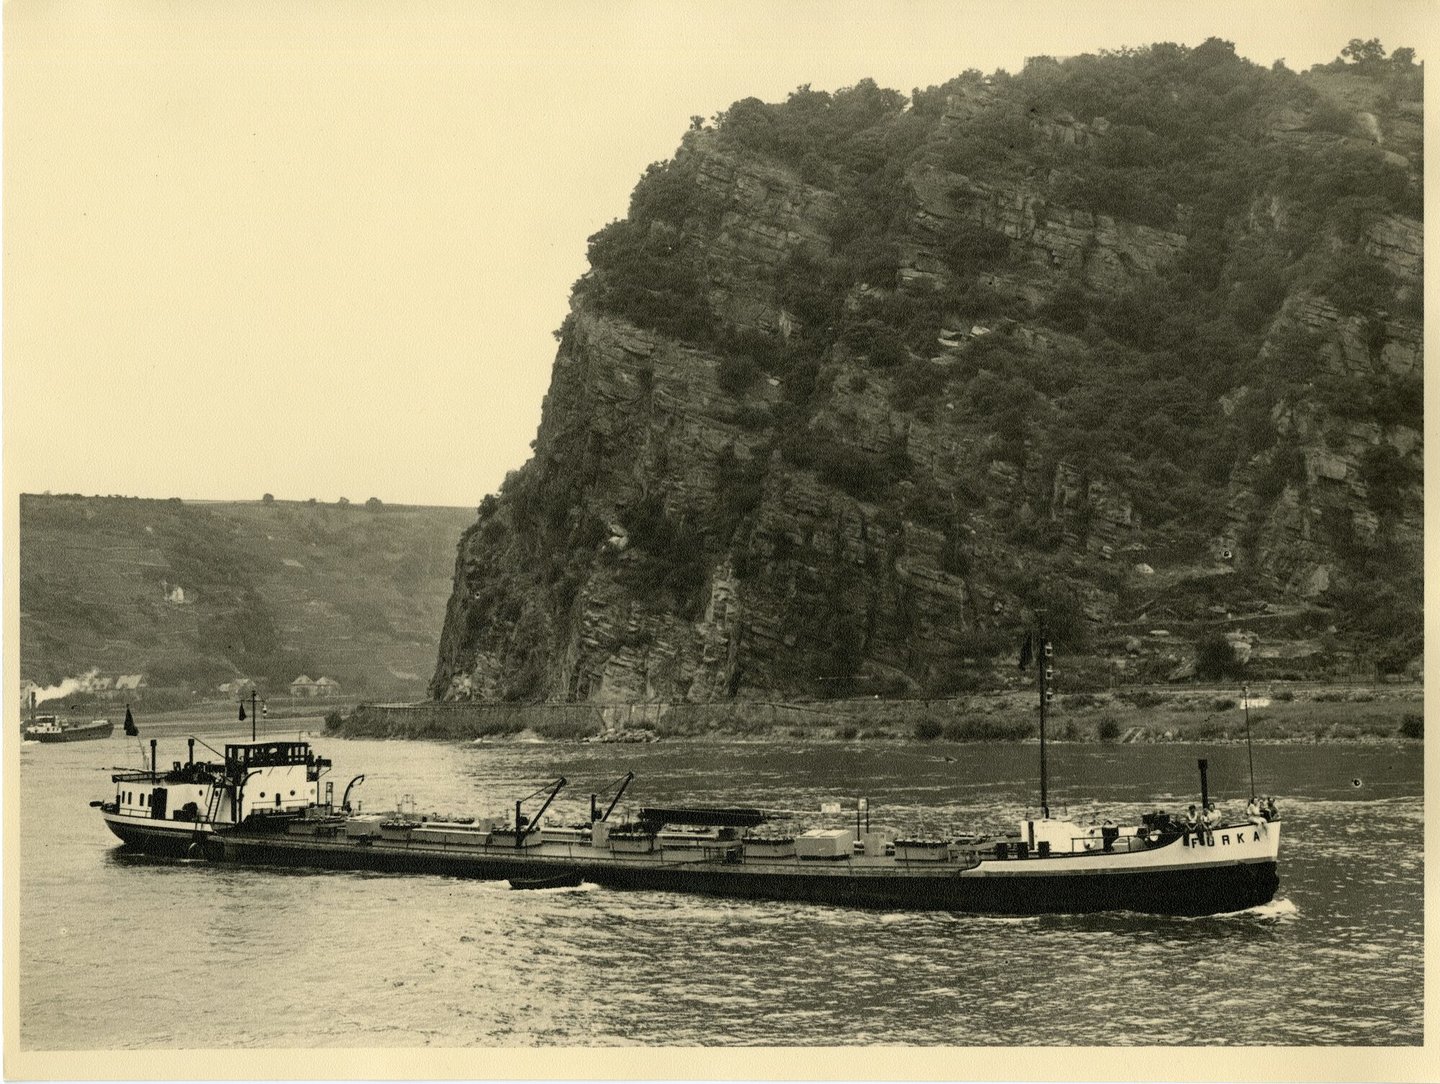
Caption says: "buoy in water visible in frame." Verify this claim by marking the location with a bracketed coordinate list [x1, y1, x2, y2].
[1351, 778, 1363, 788]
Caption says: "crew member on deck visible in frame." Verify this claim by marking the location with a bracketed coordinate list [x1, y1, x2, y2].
[1263, 796, 1279, 821]
[1101, 819, 1119, 852]
[1201, 802, 1219, 843]
[1183, 804, 1200, 841]
[1246, 796, 1261, 821]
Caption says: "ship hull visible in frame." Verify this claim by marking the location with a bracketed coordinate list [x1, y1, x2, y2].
[28, 722, 114, 743]
[103, 817, 1280, 917]
[102, 813, 218, 859]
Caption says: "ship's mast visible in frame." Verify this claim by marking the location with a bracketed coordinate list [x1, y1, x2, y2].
[1243, 683, 1256, 800]
[1037, 611, 1049, 819]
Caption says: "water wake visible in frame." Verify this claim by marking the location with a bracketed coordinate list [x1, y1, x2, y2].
[1214, 896, 1299, 921]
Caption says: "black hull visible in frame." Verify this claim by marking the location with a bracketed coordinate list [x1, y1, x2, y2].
[106, 826, 1279, 917]
[105, 818, 217, 859]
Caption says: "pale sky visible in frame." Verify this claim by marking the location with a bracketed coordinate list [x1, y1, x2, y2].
[3, 0, 1430, 507]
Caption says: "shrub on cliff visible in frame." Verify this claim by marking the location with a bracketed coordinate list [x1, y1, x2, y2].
[811, 439, 912, 502]
[717, 353, 762, 395]
[710, 446, 765, 539]
[1360, 443, 1417, 517]
[617, 495, 710, 617]
[715, 79, 909, 171]
[937, 221, 1012, 273]
[1195, 633, 1245, 680]
[583, 219, 714, 343]
[891, 359, 949, 414]
[840, 318, 906, 367]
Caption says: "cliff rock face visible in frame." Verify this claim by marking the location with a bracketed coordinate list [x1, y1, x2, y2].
[434, 45, 1423, 702]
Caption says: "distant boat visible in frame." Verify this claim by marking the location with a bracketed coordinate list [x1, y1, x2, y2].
[23, 714, 114, 743]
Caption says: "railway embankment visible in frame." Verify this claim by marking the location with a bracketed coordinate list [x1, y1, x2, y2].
[332, 683, 1422, 745]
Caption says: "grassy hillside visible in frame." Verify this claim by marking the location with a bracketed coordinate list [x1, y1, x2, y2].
[19, 494, 474, 704]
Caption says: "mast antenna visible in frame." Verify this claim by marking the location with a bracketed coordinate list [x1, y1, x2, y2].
[1037, 610, 1050, 819]
[1243, 683, 1256, 799]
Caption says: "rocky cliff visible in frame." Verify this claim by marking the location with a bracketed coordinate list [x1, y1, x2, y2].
[433, 41, 1422, 703]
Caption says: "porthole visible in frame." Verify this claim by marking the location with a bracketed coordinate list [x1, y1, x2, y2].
[259, 792, 266, 798]
[290, 790, 296, 796]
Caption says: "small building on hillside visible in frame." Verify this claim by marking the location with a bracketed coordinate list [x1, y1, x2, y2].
[291, 675, 341, 698]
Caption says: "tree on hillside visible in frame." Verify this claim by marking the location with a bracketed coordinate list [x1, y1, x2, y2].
[262, 493, 274, 504]
[1195, 633, 1245, 680]
[1341, 38, 1386, 65]
[365, 497, 383, 511]
[337, 496, 351, 507]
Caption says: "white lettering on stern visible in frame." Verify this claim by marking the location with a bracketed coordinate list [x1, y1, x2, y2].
[1183, 829, 1263, 848]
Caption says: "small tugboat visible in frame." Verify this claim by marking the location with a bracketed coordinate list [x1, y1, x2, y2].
[23, 714, 114, 743]
[92, 624, 1282, 917]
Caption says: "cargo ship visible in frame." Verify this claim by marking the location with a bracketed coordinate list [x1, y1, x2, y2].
[23, 714, 114, 743]
[93, 621, 1281, 917]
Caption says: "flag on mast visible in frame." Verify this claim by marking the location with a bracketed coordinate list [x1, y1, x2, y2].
[123, 706, 138, 736]
[1018, 631, 1034, 670]
[239, 702, 247, 722]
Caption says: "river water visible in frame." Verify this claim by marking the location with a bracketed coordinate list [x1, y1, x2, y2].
[17, 728, 1423, 1048]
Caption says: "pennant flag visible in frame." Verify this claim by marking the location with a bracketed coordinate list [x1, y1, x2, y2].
[239, 702, 247, 722]
[1018, 631, 1034, 670]
[123, 706, 138, 736]
[262, 702, 269, 717]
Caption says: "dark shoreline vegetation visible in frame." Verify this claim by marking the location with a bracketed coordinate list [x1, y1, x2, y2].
[331, 683, 1421, 745]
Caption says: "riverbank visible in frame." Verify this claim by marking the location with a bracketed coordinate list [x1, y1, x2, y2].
[86, 705, 333, 740]
[330, 683, 1422, 745]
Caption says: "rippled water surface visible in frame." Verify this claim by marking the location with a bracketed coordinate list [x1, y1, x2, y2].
[18, 729, 1423, 1047]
